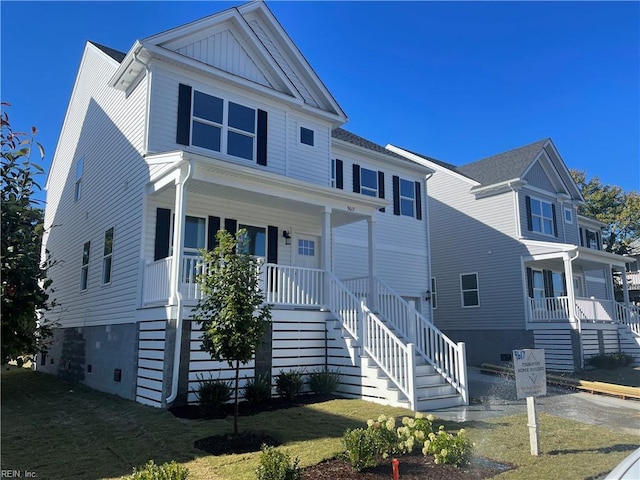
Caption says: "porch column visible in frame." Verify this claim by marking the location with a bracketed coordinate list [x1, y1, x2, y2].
[169, 165, 188, 305]
[321, 207, 331, 272]
[563, 252, 576, 321]
[620, 266, 630, 306]
[368, 216, 378, 312]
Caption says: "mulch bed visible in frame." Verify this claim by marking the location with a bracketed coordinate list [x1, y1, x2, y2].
[194, 432, 280, 455]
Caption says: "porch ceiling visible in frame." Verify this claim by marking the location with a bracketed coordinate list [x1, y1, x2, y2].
[523, 240, 628, 270]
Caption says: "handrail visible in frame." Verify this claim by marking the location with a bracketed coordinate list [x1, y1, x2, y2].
[324, 271, 362, 341]
[615, 302, 640, 336]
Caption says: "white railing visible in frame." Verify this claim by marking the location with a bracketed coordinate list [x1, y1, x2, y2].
[143, 257, 172, 304]
[574, 297, 615, 322]
[362, 303, 416, 409]
[264, 264, 324, 306]
[627, 271, 640, 289]
[325, 272, 361, 340]
[615, 302, 640, 335]
[528, 297, 571, 322]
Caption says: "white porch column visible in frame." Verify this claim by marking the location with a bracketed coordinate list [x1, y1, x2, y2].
[321, 207, 331, 272]
[368, 216, 377, 312]
[169, 165, 188, 305]
[563, 252, 576, 321]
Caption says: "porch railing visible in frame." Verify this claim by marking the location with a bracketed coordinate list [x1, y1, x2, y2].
[143, 257, 172, 304]
[528, 297, 571, 322]
[263, 264, 323, 306]
[615, 302, 640, 336]
[574, 297, 615, 322]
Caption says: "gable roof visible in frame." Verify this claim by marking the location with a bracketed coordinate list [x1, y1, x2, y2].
[89, 42, 126, 63]
[332, 128, 410, 162]
[457, 138, 550, 185]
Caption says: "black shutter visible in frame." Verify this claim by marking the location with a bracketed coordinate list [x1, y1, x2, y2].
[415, 181, 422, 220]
[392, 175, 400, 216]
[352, 164, 360, 193]
[585, 229, 591, 248]
[207, 216, 220, 251]
[526, 267, 534, 298]
[224, 218, 237, 237]
[377, 171, 385, 198]
[335, 159, 343, 189]
[257, 109, 268, 166]
[551, 203, 558, 237]
[579, 227, 584, 246]
[595, 231, 600, 250]
[154, 208, 171, 260]
[525, 196, 532, 231]
[176, 84, 192, 146]
[267, 226, 278, 264]
[543, 270, 554, 297]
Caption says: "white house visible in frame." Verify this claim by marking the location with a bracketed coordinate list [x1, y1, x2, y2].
[38, 1, 467, 411]
[388, 140, 639, 371]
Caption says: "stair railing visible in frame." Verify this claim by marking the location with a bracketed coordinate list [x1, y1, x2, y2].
[615, 302, 640, 336]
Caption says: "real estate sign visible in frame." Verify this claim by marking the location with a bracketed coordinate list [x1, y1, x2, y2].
[513, 349, 547, 399]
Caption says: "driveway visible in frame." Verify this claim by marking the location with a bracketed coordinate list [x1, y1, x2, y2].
[433, 367, 640, 436]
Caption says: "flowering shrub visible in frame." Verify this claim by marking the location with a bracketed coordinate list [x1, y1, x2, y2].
[342, 428, 380, 472]
[396, 412, 435, 454]
[422, 425, 474, 466]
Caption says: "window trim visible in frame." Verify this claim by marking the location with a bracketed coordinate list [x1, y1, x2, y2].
[564, 207, 573, 224]
[460, 272, 480, 308]
[80, 241, 91, 291]
[102, 227, 114, 285]
[431, 277, 437, 310]
[399, 178, 416, 218]
[529, 196, 555, 236]
[360, 166, 379, 197]
[299, 126, 314, 147]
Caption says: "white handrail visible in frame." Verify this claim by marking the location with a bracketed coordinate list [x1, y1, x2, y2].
[615, 302, 640, 335]
[264, 264, 324, 306]
[143, 257, 172, 304]
[325, 271, 361, 340]
[528, 296, 571, 322]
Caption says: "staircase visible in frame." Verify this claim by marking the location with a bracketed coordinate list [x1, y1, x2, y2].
[325, 274, 468, 411]
[614, 303, 640, 365]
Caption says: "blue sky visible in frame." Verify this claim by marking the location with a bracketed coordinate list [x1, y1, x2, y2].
[2, 1, 638, 203]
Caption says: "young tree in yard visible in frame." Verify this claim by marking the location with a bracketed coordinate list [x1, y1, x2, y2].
[193, 229, 272, 435]
[1, 103, 53, 365]
[570, 169, 640, 255]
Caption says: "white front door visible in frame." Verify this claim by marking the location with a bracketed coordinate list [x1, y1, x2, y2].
[294, 234, 320, 269]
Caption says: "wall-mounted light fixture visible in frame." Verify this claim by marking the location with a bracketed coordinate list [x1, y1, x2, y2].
[424, 290, 432, 302]
[282, 230, 291, 245]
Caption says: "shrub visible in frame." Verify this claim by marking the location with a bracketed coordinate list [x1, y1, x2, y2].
[342, 428, 380, 472]
[365, 414, 400, 458]
[275, 369, 304, 401]
[422, 425, 474, 466]
[395, 412, 435, 454]
[255, 444, 301, 480]
[196, 376, 232, 418]
[307, 368, 342, 395]
[586, 352, 635, 369]
[244, 373, 272, 406]
[129, 460, 189, 480]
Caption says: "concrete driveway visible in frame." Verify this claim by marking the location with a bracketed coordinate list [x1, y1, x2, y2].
[433, 367, 640, 436]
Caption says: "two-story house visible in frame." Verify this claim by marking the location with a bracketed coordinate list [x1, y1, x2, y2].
[389, 140, 639, 372]
[38, 1, 467, 412]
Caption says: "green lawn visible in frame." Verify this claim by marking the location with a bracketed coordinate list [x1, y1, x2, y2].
[2, 367, 638, 480]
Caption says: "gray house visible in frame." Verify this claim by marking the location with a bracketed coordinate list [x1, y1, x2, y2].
[388, 139, 639, 371]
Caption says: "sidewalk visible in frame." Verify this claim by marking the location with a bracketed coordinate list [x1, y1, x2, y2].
[432, 367, 640, 436]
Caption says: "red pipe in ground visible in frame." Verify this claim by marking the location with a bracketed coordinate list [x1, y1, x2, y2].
[392, 458, 399, 480]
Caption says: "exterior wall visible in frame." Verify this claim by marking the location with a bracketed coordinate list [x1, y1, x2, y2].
[523, 161, 555, 192]
[443, 328, 534, 367]
[429, 171, 528, 331]
[42, 44, 149, 329]
[38, 323, 138, 400]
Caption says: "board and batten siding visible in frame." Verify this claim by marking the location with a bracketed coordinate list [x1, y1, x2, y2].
[43, 44, 150, 329]
[428, 171, 528, 330]
[523, 161, 556, 192]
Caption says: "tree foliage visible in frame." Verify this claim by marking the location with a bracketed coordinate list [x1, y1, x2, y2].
[192, 228, 272, 434]
[570, 169, 640, 255]
[1, 102, 53, 365]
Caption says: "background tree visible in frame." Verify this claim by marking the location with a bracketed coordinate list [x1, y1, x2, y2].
[1, 102, 53, 365]
[570, 169, 640, 255]
[193, 229, 272, 435]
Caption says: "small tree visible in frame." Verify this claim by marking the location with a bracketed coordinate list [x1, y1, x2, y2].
[1, 102, 53, 365]
[192, 229, 272, 434]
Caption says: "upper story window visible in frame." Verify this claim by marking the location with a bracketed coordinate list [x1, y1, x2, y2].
[102, 227, 114, 285]
[526, 195, 557, 237]
[392, 176, 422, 220]
[431, 277, 437, 309]
[579, 227, 601, 250]
[460, 273, 479, 308]
[564, 207, 573, 224]
[177, 84, 267, 166]
[353, 164, 384, 200]
[75, 159, 83, 201]
[300, 127, 314, 146]
[332, 159, 343, 189]
[80, 241, 90, 290]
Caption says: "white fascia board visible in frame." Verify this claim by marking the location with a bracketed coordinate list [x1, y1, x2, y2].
[470, 178, 527, 198]
[142, 8, 238, 44]
[386, 145, 477, 186]
[333, 140, 434, 175]
[543, 141, 584, 202]
[577, 214, 607, 229]
[108, 41, 144, 90]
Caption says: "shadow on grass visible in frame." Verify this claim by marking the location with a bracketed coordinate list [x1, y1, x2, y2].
[547, 443, 639, 456]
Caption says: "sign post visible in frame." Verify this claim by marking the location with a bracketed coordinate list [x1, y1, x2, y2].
[513, 349, 546, 456]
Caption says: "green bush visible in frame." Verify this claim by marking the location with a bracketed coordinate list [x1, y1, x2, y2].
[196, 376, 232, 418]
[342, 428, 380, 472]
[307, 368, 342, 395]
[255, 444, 301, 480]
[275, 369, 304, 401]
[422, 425, 474, 466]
[395, 413, 435, 454]
[244, 373, 272, 406]
[586, 352, 635, 369]
[129, 460, 189, 480]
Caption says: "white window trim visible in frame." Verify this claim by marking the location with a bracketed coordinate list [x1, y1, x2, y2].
[102, 227, 114, 285]
[330, 159, 336, 188]
[460, 272, 480, 308]
[399, 177, 417, 218]
[530, 196, 554, 237]
[299, 125, 315, 147]
[431, 277, 437, 310]
[564, 207, 573, 224]
[360, 166, 378, 197]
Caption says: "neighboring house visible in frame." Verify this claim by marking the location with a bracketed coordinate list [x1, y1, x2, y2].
[38, 1, 467, 411]
[388, 140, 639, 372]
[620, 240, 640, 304]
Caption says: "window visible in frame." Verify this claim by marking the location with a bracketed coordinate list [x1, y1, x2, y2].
[102, 227, 114, 284]
[460, 273, 479, 307]
[587, 230, 599, 250]
[190, 90, 256, 161]
[75, 159, 83, 201]
[238, 224, 266, 257]
[80, 241, 90, 290]
[431, 277, 437, 309]
[184, 216, 206, 255]
[331, 159, 336, 187]
[531, 270, 544, 299]
[529, 197, 554, 235]
[298, 239, 315, 256]
[360, 167, 378, 197]
[564, 207, 573, 224]
[400, 179, 416, 217]
[332, 159, 343, 189]
[300, 127, 314, 146]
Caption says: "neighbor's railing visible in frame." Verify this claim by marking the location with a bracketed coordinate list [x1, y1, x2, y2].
[615, 302, 640, 335]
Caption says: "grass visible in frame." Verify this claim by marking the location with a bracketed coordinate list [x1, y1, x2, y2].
[572, 365, 640, 387]
[2, 366, 639, 480]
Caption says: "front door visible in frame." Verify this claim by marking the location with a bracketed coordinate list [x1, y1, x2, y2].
[294, 234, 320, 269]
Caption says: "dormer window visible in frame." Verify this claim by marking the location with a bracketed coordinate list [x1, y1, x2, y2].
[525, 195, 557, 237]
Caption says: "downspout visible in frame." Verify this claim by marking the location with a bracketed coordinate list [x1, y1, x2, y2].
[424, 172, 434, 321]
[165, 159, 193, 405]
